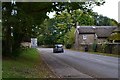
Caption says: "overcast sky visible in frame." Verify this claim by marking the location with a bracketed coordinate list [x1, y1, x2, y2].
[49, 0, 119, 22]
[93, 0, 119, 22]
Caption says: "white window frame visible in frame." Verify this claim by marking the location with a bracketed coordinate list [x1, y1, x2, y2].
[83, 35, 87, 40]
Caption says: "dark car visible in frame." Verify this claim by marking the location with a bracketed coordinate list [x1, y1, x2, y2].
[53, 44, 64, 53]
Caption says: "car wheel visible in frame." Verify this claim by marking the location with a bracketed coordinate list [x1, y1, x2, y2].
[61, 50, 64, 53]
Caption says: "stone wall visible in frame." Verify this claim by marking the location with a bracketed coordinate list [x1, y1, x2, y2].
[75, 43, 120, 55]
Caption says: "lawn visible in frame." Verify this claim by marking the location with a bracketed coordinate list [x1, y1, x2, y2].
[2, 48, 56, 78]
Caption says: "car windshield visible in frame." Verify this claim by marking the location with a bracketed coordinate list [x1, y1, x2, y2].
[55, 44, 63, 48]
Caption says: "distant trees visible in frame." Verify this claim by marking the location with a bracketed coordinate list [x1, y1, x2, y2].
[89, 12, 118, 26]
[37, 9, 95, 45]
[37, 7, 118, 47]
[72, 9, 94, 26]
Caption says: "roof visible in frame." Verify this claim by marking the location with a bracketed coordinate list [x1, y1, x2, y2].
[77, 26, 117, 38]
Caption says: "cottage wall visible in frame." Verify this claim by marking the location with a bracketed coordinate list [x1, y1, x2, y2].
[79, 34, 95, 44]
[74, 33, 96, 50]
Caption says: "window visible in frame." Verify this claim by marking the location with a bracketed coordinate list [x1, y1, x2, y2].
[83, 35, 87, 40]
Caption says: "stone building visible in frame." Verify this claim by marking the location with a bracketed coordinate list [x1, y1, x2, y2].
[74, 26, 117, 50]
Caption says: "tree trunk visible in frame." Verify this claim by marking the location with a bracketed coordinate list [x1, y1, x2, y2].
[2, 26, 12, 56]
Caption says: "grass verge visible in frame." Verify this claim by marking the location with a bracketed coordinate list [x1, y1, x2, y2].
[68, 48, 120, 58]
[88, 51, 120, 58]
[2, 48, 56, 78]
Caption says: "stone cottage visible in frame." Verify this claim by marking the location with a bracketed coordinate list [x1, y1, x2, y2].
[74, 26, 117, 50]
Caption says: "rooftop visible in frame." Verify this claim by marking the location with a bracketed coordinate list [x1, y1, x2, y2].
[77, 26, 117, 38]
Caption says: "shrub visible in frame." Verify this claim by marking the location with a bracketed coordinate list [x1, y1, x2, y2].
[64, 27, 75, 49]
[65, 43, 72, 49]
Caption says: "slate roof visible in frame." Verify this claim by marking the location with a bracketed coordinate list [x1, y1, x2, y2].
[77, 26, 117, 38]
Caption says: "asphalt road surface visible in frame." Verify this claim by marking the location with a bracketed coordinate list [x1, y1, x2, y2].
[37, 48, 119, 78]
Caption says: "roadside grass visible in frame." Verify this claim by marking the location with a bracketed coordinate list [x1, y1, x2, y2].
[88, 51, 120, 58]
[2, 48, 56, 78]
[68, 48, 120, 58]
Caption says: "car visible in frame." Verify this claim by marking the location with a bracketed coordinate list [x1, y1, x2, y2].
[53, 44, 64, 53]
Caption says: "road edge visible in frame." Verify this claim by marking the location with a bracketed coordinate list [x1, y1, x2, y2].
[37, 49, 60, 78]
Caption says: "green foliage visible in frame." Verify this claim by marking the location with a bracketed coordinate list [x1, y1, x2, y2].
[110, 19, 118, 26]
[64, 27, 75, 49]
[37, 35, 44, 45]
[2, 2, 52, 55]
[65, 44, 72, 49]
[55, 11, 73, 32]
[118, 23, 120, 27]
[72, 9, 94, 26]
[109, 33, 120, 41]
[38, 7, 119, 46]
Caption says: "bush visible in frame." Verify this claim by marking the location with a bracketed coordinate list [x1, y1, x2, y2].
[64, 27, 75, 49]
[65, 43, 72, 49]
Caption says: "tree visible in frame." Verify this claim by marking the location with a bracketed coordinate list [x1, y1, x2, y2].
[89, 12, 118, 26]
[37, 8, 101, 46]
[64, 27, 75, 48]
[2, 1, 105, 56]
[109, 23, 120, 42]
[72, 9, 94, 26]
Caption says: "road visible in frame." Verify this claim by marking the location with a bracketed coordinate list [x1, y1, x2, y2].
[37, 48, 119, 78]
